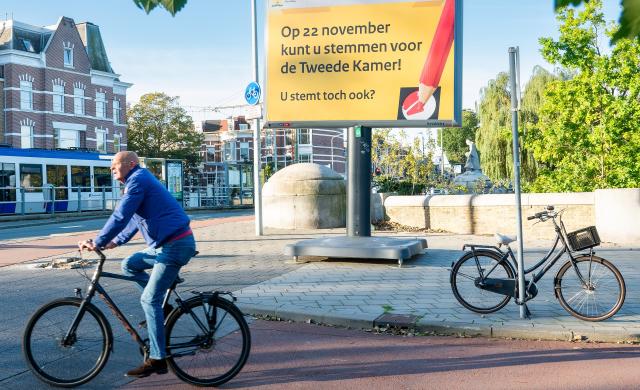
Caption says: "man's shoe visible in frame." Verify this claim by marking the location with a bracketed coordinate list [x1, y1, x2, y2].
[125, 358, 168, 378]
[139, 304, 174, 329]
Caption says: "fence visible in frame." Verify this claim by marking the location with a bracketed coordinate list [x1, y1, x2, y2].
[0, 185, 254, 216]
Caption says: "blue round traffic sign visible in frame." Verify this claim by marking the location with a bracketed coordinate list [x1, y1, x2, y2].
[244, 82, 261, 105]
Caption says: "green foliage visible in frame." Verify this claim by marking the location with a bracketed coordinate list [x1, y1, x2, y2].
[261, 164, 274, 183]
[133, 0, 187, 15]
[476, 72, 512, 182]
[555, 0, 640, 44]
[475, 66, 556, 186]
[127, 92, 204, 171]
[372, 129, 436, 194]
[531, 0, 640, 191]
[441, 109, 478, 165]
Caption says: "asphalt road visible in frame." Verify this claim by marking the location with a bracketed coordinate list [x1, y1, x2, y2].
[123, 319, 640, 390]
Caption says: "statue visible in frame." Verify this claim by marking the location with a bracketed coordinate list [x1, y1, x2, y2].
[463, 139, 481, 172]
[452, 139, 492, 193]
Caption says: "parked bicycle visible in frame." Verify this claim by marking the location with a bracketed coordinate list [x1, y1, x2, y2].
[22, 248, 251, 387]
[450, 206, 625, 321]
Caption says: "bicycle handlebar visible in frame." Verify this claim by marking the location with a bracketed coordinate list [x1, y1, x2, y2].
[93, 247, 106, 261]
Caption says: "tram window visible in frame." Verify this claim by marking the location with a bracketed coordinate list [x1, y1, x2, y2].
[71, 166, 91, 192]
[0, 163, 16, 202]
[94, 166, 112, 190]
[46, 165, 69, 200]
[20, 164, 43, 192]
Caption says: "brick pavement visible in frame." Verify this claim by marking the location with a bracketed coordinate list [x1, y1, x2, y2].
[235, 232, 640, 343]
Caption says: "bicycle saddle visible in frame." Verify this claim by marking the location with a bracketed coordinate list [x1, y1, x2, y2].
[494, 233, 516, 246]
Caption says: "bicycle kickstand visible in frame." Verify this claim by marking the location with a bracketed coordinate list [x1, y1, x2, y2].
[523, 303, 532, 319]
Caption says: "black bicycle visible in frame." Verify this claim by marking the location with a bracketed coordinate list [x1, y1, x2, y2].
[22, 248, 251, 387]
[450, 206, 626, 321]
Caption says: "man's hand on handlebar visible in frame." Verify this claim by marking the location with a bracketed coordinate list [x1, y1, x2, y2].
[77, 240, 117, 252]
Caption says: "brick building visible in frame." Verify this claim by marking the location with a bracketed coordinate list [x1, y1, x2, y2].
[189, 117, 346, 206]
[0, 17, 131, 152]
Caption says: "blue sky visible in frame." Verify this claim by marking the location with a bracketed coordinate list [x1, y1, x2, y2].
[2, 0, 621, 124]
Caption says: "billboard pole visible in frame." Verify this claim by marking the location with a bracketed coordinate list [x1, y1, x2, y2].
[509, 47, 526, 319]
[347, 126, 371, 237]
[251, 0, 263, 236]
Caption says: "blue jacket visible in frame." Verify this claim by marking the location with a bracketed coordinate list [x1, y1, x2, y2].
[94, 165, 190, 249]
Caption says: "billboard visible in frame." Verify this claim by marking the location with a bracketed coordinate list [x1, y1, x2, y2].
[265, 0, 462, 128]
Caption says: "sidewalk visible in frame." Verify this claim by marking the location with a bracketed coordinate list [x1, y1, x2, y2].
[233, 228, 640, 343]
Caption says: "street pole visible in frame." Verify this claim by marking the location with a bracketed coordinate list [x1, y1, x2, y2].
[509, 47, 526, 319]
[251, 0, 263, 236]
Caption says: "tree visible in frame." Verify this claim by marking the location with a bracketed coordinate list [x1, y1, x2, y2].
[555, 0, 639, 44]
[474, 66, 556, 185]
[475, 72, 512, 182]
[530, 0, 640, 192]
[132, 0, 187, 15]
[127, 92, 204, 171]
[441, 109, 478, 165]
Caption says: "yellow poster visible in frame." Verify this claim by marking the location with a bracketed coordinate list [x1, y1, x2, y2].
[265, 0, 461, 128]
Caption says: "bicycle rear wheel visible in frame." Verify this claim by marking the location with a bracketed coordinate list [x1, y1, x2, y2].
[450, 250, 514, 313]
[22, 298, 112, 387]
[555, 255, 626, 321]
[166, 296, 251, 386]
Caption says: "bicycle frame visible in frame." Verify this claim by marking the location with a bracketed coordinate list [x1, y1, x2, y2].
[463, 212, 594, 299]
[61, 249, 210, 357]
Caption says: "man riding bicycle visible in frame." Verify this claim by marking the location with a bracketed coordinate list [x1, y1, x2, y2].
[78, 151, 196, 378]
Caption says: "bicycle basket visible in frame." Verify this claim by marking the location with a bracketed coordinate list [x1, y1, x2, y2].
[566, 226, 601, 251]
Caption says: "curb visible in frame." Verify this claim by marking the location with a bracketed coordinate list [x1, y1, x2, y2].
[238, 303, 640, 343]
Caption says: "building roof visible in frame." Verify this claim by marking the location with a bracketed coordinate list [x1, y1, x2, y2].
[76, 22, 114, 73]
[0, 17, 115, 73]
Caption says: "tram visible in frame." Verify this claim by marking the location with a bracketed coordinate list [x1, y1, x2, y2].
[0, 148, 117, 215]
[0, 148, 185, 215]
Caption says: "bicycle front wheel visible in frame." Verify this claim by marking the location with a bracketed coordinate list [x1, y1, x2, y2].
[166, 296, 251, 387]
[22, 298, 112, 387]
[451, 250, 514, 314]
[555, 255, 626, 321]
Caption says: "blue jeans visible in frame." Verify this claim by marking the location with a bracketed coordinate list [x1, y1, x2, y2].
[121, 234, 196, 359]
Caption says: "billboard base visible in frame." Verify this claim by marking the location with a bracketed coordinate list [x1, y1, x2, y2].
[284, 236, 427, 268]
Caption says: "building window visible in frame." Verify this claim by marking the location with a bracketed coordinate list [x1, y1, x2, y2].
[94, 166, 112, 190]
[298, 153, 312, 163]
[55, 129, 80, 149]
[113, 99, 121, 124]
[240, 142, 250, 161]
[20, 125, 33, 148]
[46, 165, 69, 200]
[96, 130, 107, 153]
[64, 47, 73, 67]
[298, 129, 311, 145]
[53, 84, 65, 112]
[113, 134, 121, 152]
[224, 142, 235, 161]
[21, 39, 35, 52]
[20, 80, 33, 110]
[74, 87, 85, 115]
[95, 92, 106, 118]
[71, 166, 91, 192]
[20, 164, 42, 192]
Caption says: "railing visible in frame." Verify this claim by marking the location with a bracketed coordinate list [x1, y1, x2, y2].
[0, 185, 254, 216]
[0, 186, 121, 215]
[183, 185, 254, 209]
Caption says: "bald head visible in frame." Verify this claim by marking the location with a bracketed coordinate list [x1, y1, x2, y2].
[111, 151, 140, 182]
[114, 151, 139, 165]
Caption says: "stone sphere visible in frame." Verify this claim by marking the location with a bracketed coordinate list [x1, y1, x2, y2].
[263, 163, 346, 229]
